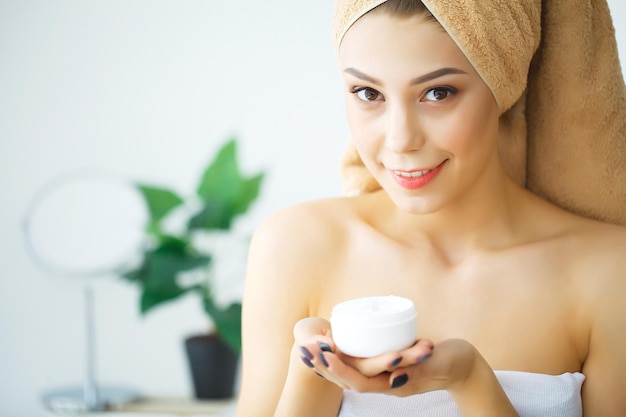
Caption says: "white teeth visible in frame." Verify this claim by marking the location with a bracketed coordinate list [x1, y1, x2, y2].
[393, 169, 430, 178]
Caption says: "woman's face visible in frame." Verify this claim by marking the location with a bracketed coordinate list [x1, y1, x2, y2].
[339, 11, 501, 214]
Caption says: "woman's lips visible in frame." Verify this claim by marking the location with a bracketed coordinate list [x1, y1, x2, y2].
[390, 160, 447, 190]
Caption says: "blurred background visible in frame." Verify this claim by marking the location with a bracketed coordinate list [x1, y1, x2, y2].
[1, 1, 625, 415]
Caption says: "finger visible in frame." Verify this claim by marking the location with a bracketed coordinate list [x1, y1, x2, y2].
[293, 317, 336, 349]
[341, 339, 435, 377]
[297, 345, 350, 389]
[341, 351, 407, 377]
[317, 350, 391, 392]
[396, 339, 435, 365]
[297, 339, 341, 386]
[388, 355, 430, 386]
[387, 344, 437, 392]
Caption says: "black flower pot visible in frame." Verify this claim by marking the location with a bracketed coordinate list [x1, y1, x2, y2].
[184, 334, 240, 399]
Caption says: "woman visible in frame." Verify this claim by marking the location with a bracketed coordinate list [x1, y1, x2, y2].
[235, 1, 626, 416]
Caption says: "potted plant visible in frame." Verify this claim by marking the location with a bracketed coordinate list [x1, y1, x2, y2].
[122, 137, 264, 399]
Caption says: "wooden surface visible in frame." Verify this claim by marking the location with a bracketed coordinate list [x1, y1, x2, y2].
[112, 396, 236, 416]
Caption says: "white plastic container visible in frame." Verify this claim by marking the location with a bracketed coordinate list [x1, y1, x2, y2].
[330, 295, 417, 358]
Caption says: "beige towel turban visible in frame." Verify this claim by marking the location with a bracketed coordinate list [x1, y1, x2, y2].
[334, 0, 626, 226]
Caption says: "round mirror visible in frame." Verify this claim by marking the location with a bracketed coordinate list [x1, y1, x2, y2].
[23, 170, 147, 411]
[24, 171, 147, 278]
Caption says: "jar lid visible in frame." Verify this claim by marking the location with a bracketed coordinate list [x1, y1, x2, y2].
[330, 295, 416, 326]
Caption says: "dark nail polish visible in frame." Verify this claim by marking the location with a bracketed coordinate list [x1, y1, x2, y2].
[418, 352, 432, 363]
[319, 342, 332, 352]
[300, 345, 314, 360]
[390, 357, 402, 367]
[301, 355, 314, 368]
[318, 352, 330, 367]
[391, 374, 408, 389]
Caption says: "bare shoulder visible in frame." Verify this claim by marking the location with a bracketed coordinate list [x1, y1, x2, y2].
[521, 193, 626, 313]
[256, 197, 350, 238]
[561, 215, 626, 344]
[245, 196, 365, 299]
[251, 197, 361, 262]
[566, 219, 626, 415]
[523, 190, 626, 279]
[565, 216, 626, 284]
[238, 198, 360, 417]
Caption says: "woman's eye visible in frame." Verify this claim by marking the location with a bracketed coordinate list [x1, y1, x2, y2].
[352, 87, 383, 102]
[423, 87, 456, 102]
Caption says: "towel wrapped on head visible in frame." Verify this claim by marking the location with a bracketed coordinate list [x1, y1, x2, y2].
[334, 0, 626, 226]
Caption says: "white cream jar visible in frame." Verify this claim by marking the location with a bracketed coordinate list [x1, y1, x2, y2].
[330, 295, 417, 358]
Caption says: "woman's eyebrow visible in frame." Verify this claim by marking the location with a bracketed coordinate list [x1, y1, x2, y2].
[411, 67, 467, 84]
[343, 67, 382, 85]
[343, 67, 467, 86]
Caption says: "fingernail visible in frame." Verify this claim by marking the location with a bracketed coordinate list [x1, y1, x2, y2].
[318, 352, 329, 367]
[391, 374, 408, 389]
[319, 342, 332, 352]
[390, 356, 402, 367]
[301, 355, 314, 368]
[300, 346, 314, 360]
[418, 352, 432, 363]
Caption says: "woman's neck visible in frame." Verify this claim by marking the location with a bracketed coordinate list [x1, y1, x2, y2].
[380, 174, 527, 265]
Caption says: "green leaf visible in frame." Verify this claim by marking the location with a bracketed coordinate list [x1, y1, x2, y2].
[141, 285, 189, 314]
[154, 234, 189, 249]
[192, 138, 264, 230]
[232, 172, 264, 216]
[132, 238, 211, 314]
[144, 247, 209, 292]
[121, 267, 143, 283]
[123, 139, 260, 342]
[196, 138, 239, 201]
[187, 200, 231, 230]
[136, 184, 184, 225]
[203, 297, 242, 352]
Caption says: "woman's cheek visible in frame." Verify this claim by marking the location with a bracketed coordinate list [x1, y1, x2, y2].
[347, 106, 380, 144]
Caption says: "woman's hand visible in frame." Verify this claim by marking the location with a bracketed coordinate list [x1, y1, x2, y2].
[294, 317, 437, 393]
[293, 317, 519, 416]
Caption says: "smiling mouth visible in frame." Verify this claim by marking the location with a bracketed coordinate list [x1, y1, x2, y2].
[392, 168, 433, 178]
[388, 160, 448, 190]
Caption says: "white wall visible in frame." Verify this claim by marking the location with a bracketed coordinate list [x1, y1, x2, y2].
[1, 1, 624, 415]
[0, 1, 345, 415]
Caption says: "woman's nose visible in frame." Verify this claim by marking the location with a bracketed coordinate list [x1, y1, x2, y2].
[384, 102, 425, 153]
